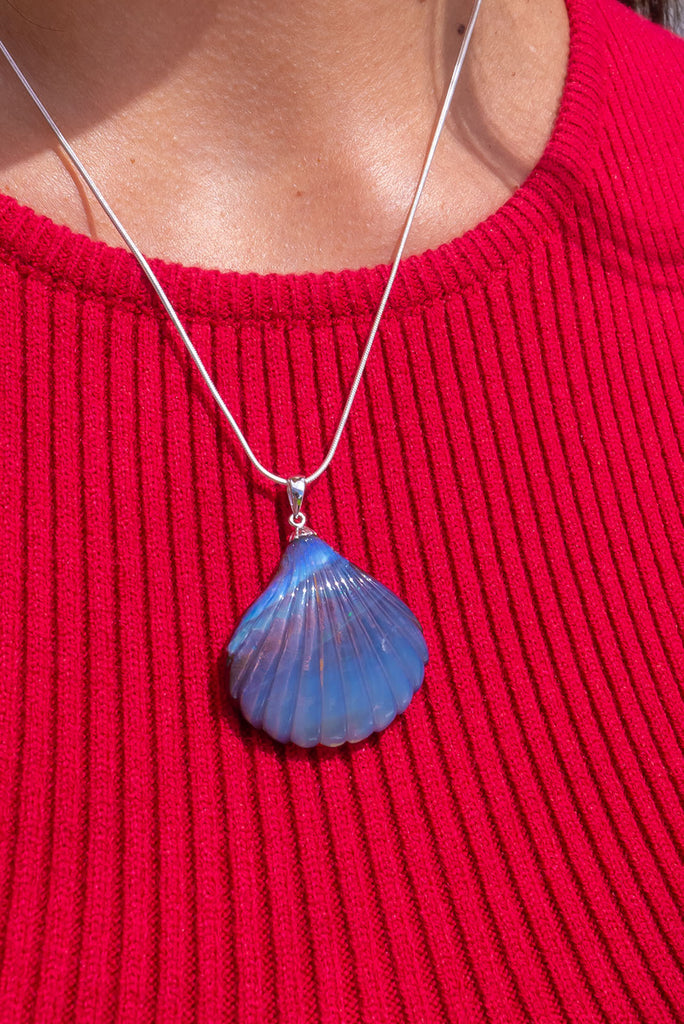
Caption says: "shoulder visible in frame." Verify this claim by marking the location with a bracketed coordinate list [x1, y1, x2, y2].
[582, 0, 684, 254]
[598, 0, 684, 108]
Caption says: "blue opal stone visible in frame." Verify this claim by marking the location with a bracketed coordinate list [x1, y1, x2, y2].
[227, 529, 428, 747]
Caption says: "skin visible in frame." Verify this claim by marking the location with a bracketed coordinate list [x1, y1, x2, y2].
[0, 0, 569, 274]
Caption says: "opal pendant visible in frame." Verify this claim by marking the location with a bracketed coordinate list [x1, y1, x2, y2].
[227, 481, 428, 747]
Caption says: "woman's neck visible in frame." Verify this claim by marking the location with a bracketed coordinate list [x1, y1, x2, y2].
[0, 0, 569, 273]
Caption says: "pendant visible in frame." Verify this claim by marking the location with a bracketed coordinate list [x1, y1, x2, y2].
[227, 478, 428, 748]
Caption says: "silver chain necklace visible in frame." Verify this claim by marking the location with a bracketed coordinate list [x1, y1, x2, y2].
[0, 0, 481, 747]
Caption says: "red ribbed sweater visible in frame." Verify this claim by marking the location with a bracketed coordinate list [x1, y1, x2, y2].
[2, 0, 684, 1020]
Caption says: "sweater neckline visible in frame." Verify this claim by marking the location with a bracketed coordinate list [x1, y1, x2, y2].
[0, 0, 604, 324]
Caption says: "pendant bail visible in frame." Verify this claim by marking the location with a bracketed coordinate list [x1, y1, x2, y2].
[287, 477, 307, 532]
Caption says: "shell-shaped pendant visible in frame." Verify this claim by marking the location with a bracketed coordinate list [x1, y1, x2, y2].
[227, 527, 428, 747]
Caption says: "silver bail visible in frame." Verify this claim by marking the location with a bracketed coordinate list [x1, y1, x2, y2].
[287, 476, 308, 535]
[287, 477, 306, 518]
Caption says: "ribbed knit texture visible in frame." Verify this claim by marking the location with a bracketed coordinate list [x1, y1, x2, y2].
[1, 0, 684, 1020]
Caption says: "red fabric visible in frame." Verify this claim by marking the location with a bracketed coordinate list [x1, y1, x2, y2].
[2, 0, 684, 1020]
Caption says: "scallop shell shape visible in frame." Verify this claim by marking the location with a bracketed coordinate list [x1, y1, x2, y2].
[227, 528, 428, 747]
